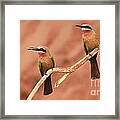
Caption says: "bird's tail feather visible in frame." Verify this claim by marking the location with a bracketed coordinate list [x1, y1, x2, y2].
[90, 55, 100, 79]
[44, 75, 53, 95]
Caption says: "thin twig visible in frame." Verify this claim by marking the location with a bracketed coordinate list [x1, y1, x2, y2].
[27, 48, 99, 100]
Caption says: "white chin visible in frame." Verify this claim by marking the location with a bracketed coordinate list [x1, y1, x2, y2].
[37, 51, 45, 54]
[82, 28, 91, 30]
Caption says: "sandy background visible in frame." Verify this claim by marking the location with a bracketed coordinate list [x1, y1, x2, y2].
[20, 20, 100, 100]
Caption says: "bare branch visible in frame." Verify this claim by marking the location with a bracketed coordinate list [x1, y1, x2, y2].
[54, 48, 99, 87]
[27, 48, 99, 100]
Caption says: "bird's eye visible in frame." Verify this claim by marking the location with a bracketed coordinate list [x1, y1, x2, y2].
[38, 48, 46, 52]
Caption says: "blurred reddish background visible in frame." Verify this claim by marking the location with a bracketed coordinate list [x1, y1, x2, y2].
[20, 20, 100, 100]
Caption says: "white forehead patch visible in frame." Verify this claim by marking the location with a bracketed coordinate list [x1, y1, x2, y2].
[81, 23, 89, 26]
[37, 46, 42, 49]
[37, 46, 47, 50]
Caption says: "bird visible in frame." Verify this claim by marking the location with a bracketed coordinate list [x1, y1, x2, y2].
[27, 46, 55, 95]
[76, 23, 100, 79]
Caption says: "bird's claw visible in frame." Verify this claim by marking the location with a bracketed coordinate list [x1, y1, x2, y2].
[89, 53, 92, 57]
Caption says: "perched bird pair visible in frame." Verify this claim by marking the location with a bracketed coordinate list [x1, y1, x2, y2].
[27, 23, 100, 95]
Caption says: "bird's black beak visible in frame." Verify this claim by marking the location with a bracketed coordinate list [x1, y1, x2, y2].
[27, 47, 38, 51]
[75, 24, 82, 28]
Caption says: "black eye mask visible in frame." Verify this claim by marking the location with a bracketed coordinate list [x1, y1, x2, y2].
[38, 48, 46, 52]
[27, 47, 46, 52]
[80, 25, 92, 30]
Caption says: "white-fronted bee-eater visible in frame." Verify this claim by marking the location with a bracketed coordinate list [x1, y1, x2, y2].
[76, 23, 100, 79]
[27, 46, 55, 95]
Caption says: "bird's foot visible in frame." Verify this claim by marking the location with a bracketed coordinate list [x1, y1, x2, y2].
[89, 53, 92, 57]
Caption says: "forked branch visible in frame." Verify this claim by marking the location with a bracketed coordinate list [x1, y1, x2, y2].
[55, 48, 99, 87]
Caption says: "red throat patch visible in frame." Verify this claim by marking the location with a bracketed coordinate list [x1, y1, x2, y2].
[38, 52, 45, 57]
[82, 30, 91, 33]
